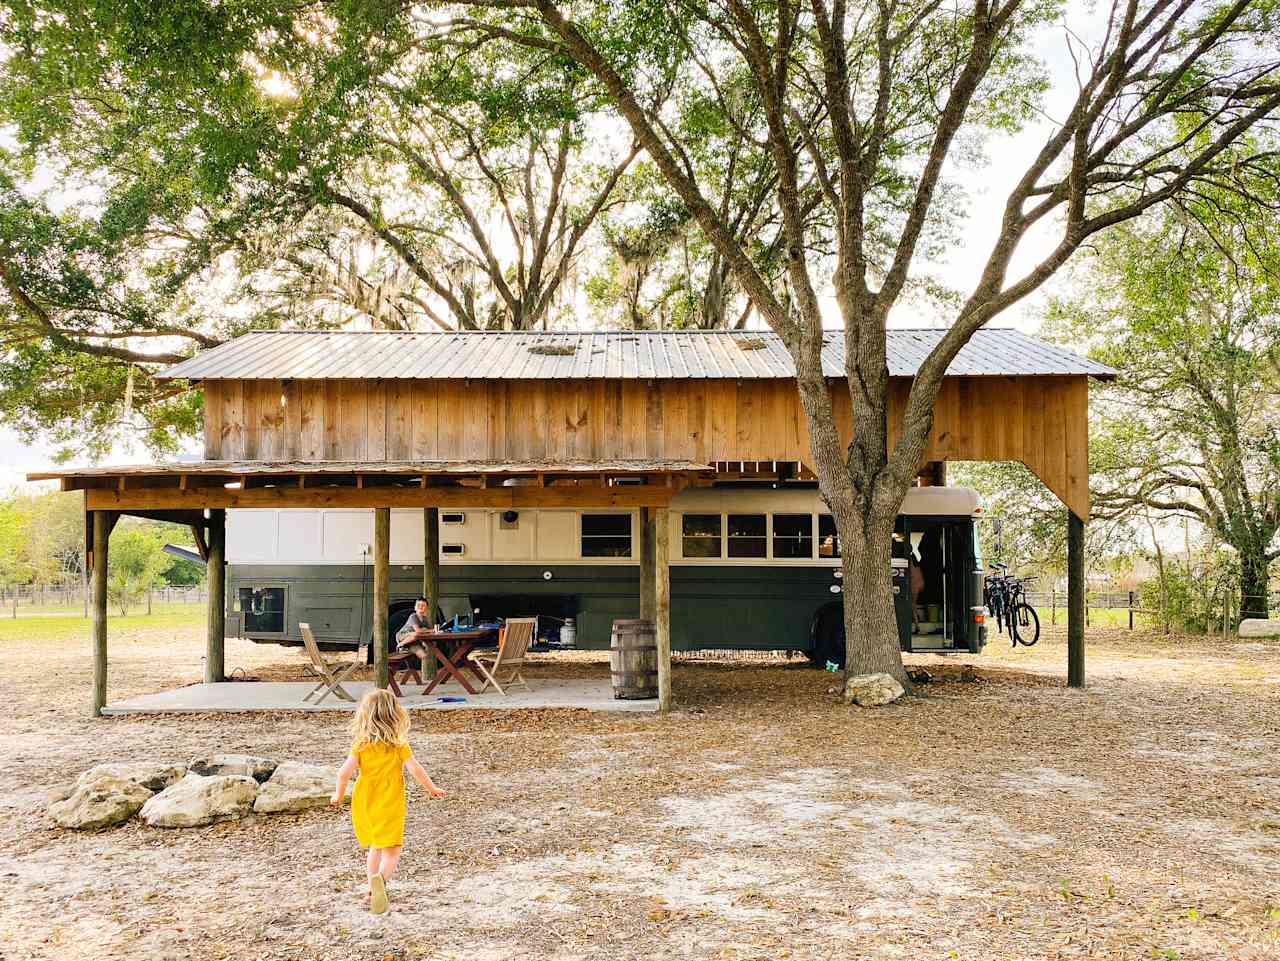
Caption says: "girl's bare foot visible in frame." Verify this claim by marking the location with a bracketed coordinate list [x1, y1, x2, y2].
[369, 874, 389, 915]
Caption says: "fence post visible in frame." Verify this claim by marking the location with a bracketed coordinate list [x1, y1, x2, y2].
[1128, 591, 1134, 631]
[1051, 589, 1057, 626]
[1085, 591, 1090, 628]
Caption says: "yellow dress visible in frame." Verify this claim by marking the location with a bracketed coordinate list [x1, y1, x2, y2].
[351, 742, 412, 849]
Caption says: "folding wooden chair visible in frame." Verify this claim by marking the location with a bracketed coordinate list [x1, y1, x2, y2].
[468, 617, 536, 695]
[300, 623, 364, 704]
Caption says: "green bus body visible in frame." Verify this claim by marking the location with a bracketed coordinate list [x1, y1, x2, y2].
[224, 487, 988, 664]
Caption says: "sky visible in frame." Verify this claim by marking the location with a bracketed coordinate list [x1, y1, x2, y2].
[6, 6, 1105, 493]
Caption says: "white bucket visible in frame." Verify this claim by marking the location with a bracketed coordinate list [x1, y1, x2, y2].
[560, 618, 576, 647]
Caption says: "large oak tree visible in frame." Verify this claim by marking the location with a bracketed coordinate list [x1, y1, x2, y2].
[425, 0, 1280, 686]
[3, 1, 1278, 687]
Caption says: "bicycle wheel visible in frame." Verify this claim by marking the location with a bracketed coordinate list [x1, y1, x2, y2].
[1011, 602, 1040, 646]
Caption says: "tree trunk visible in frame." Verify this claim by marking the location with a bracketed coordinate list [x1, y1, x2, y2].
[792, 366, 910, 690]
[1240, 552, 1270, 621]
[1144, 512, 1170, 635]
[838, 513, 907, 683]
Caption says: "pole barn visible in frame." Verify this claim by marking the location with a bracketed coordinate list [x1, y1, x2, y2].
[30, 329, 1113, 716]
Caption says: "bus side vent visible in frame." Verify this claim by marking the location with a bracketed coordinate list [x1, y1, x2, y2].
[442, 544, 466, 556]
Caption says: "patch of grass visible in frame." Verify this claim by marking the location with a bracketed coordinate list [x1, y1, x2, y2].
[0, 605, 201, 644]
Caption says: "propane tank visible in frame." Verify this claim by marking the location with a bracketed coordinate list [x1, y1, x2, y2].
[559, 617, 576, 648]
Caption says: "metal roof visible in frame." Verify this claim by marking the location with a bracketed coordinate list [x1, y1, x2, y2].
[27, 459, 713, 482]
[158, 329, 1116, 381]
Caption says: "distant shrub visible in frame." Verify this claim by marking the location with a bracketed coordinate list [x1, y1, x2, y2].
[1139, 551, 1238, 634]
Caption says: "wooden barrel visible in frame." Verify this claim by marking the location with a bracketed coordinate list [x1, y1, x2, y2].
[610, 619, 658, 699]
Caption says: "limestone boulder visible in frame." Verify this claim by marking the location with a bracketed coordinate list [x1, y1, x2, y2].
[254, 761, 342, 814]
[49, 774, 152, 830]
[78, 761, 187, 793]
[188, 753, 278, 782]
[843, 672, 906, 707]
[1238, 618, 1280, 639]
[141, 773, 259, 827]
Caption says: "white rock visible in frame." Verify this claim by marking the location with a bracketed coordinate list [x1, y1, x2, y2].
[254, 761, 342, 814]
[843, 672, 906, 707]
[1238, 618, 1280, 639]
[141, 773, 259, 827]
[188, 753, 278, 782]
[78, 762, 186, 793]
[49, 774, 152, 830]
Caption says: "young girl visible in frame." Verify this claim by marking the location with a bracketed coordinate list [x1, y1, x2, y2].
[331, 689, 446, 914]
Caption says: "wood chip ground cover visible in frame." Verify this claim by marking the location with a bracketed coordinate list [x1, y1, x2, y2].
[0, 623, 1277, 960]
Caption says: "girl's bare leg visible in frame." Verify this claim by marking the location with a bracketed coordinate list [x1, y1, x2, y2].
[366, 847, 381, 891]
[377, 845, 402, 882]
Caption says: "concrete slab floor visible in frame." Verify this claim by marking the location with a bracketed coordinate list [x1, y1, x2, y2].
[100, 679, 659, 715]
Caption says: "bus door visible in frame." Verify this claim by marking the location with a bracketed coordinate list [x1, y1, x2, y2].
[904, 518, 966, 650]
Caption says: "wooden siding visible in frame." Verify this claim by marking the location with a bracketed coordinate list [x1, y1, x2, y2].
[203, 376, 1091, 519]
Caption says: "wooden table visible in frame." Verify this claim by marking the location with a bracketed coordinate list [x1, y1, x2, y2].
[397, 627, 499, 695]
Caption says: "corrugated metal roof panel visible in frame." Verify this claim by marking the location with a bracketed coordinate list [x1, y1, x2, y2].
[158, 329, 1117, 381]
[27, 458, 712, 481]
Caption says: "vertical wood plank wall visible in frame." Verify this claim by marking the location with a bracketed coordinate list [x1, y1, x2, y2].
[203, 376, 1090, 518]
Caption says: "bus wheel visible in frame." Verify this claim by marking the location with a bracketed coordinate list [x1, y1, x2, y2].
[366, 605, 416, 665]
[810, 604, 846, 670]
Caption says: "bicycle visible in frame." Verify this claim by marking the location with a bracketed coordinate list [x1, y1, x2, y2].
[983, 564, 1040, 646]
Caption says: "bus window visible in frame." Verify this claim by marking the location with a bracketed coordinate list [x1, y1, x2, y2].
[581, 513, 632, 558]
[237, 586, 285, 634]
[682, 514, 722, 558]
[773, 514, 813, 558]
[727, 514, 767, 558]
[818, 515, 840, 558]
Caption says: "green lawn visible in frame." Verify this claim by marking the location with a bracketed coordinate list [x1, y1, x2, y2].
[1030, 602, 1160, 630]
[0, 604, 204, 643]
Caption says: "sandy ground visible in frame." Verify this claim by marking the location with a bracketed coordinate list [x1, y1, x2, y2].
[1, 621, 1278, 961]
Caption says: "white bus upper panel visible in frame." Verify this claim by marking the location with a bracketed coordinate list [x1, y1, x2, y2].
[226, 487, 981, 566]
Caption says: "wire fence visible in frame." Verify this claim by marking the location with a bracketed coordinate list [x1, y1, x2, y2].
[0, 584, 208, 617]
[1025, 590, 1278, 635]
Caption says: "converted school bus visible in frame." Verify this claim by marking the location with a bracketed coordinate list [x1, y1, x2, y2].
[34, 328, 1114, 713]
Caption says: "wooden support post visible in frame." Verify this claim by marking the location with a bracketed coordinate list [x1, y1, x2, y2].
[639, 507, 656, 622]
[205, 509, 226, 683]
[654, 507, 671, 712]
[91, 511, 114, 717]
[422, 507, 440, 677]
[1128, 590, 1135, 631]
[1067, 510, 1085, 689]
[374, 507, 390, 690]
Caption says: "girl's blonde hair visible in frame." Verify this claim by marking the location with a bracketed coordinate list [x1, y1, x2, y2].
[350, 689, 411, 749]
